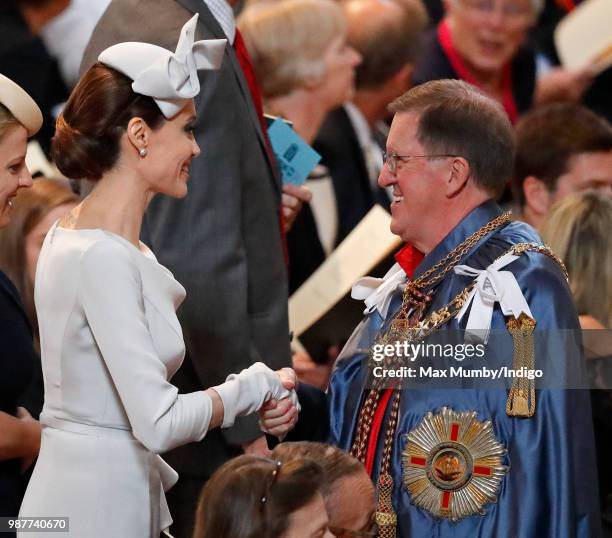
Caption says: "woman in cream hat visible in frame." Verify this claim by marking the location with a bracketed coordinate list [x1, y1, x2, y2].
[0, 73, 43, 537]
[18, 15, 298, 538]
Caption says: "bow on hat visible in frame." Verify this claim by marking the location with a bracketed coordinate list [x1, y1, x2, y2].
[98, 14, 226, 118]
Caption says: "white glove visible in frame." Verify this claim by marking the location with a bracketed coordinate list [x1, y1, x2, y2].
[212, 362, 300, 428]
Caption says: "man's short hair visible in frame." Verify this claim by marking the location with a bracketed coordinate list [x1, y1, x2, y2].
[389, 79, 514, 198]
[513, 104, 612, 207]
[344, 0, 428, 90]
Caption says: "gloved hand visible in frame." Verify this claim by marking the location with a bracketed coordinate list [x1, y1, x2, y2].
[212, 362, 300, 428]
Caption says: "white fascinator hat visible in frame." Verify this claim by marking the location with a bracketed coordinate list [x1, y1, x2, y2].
[98, 14, 226, 119]
[0, 74, 43, 136]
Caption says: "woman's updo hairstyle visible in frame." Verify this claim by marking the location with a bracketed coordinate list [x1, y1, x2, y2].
[52, 63, 165, 180]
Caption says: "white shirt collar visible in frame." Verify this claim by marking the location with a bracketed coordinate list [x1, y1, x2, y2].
[203, 0, 236, 45]
[343, 102, 389, 198]
[343, 102, 373, 150]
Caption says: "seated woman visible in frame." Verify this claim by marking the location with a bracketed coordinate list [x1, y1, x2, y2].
[412, 0, 543, 122]
[18, 16, 298, 538]
[541, 190, 611, 331]
[0, 177, 78, 422]
[193, 454, 333, 538]
[0, 73, 43, 538]
[541, 190, 612, 521]
[0, 177, 78, 349]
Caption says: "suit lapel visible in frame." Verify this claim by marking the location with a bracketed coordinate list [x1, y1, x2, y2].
[175, 0, 280, 194]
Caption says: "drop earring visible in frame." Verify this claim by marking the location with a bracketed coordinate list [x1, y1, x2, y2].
[139, 148, 148, 158]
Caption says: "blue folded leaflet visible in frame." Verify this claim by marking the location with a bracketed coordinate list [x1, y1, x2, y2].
[267, 118, 321, 185]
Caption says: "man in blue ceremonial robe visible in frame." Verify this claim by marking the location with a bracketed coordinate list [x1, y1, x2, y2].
[327, 79, 601, 537]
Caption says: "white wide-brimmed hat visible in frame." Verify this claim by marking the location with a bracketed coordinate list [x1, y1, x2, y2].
[0, 73, 43, 136]
[98, 14, 226, 118]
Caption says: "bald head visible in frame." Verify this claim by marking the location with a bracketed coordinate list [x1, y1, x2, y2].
[342, 0, 427, 89]
[344, 0, 404, 32]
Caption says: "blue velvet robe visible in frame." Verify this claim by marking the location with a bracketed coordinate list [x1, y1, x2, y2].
[328, 201, 601, 537]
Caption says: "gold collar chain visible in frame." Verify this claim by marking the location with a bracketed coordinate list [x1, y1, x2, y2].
[396, 211, 512, 325]
[409, 211, 512, 292]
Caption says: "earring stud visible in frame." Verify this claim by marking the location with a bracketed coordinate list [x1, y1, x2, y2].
[139, 148, 147, 158]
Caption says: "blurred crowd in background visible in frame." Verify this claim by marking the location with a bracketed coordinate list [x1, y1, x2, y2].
[1, 0, 611, 536]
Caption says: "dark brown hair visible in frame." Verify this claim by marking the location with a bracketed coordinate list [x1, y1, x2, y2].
[513, 104, 612, 207]
[389, 79, 514, 198]
[193, 455, 325, 538]
[346, 0, 428, 90]
[0, 178, 78, 345]
[52, 63, 164, 180]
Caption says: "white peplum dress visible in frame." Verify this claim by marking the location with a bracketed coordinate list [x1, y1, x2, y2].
[19, 223, 213, 537]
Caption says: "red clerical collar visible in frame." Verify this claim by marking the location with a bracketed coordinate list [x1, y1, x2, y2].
[437, 20, 518, 124]
[394, 244, 425, 279]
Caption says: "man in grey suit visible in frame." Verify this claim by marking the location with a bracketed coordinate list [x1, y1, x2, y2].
[82, 0, 307, 535]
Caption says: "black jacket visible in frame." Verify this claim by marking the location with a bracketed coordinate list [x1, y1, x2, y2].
[0, 271, 37, 525]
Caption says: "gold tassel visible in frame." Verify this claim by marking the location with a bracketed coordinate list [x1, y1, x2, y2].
[375, 472, 398, 538]
[506, 313, 537, 418]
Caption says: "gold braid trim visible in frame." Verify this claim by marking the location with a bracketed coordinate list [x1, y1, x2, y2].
[504, 242, 567, 418]
[506, 313, 537, 417]
[512, 242, 569, 282]
[376, 473, 398, 538]
[374, 391, 401, 538]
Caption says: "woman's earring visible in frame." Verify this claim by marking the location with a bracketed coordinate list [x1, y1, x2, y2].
[139, 148, 148, 158]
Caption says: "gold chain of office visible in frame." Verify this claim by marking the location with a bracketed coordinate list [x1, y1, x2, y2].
[409, 211, 512, 289]
[350, 235, 568, 538]
[351, 212, 513, 465]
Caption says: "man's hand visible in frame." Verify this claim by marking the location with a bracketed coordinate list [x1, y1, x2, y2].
[239, 367, 299, 453]
[282, 184, 312, 232]
[257, 366, 300, 438]
[277, 366, 298, 392]
[259, 397, 299, 439]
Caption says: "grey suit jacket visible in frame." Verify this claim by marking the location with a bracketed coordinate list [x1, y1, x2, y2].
[81, 0, 291, 476]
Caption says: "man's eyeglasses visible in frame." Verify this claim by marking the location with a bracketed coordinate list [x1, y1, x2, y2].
[459, 0, 533, 19]
[382, 151, 457, 175]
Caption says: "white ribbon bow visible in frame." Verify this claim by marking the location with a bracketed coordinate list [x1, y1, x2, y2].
[351, 263, 407, 318]
[99, 14, 226, 118]
[454, 252, 532, 344]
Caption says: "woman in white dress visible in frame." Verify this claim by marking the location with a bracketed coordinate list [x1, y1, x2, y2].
[19, 16, 299, 538]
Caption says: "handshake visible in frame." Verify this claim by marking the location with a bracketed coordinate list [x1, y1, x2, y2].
[212, 362, 300, 438]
